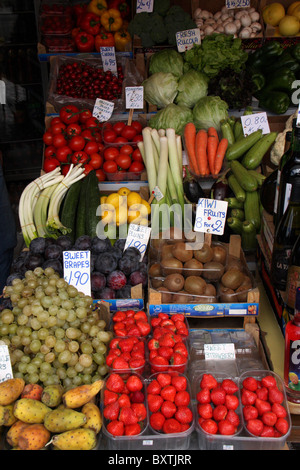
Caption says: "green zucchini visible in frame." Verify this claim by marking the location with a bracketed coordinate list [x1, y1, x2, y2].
[60, 179, 83, 242]
[230, 160, 258, 192]
[242, 220, 257, 251]
[225, 197, 245, 209]
[75, 175, 89, 240]
[85, 170, 100, 238]
[244, 190, 261, 232]
[247, 170, 266, 187]
[233, 120, 243, 141]
[228, 174, 246, 202]
[241, 132, 277, 170]
[231, 208, 245, 220]
[227, 216, 243, 235]
[221, 119, 235, 146]
[225, 129, 263, 161]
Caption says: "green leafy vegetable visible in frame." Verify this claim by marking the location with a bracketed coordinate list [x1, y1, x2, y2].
[208, 68, 254, 110]
[149, 49, 184, 77]
[175, 69, 209, 108]
[142, 72, 179, 108]
[149, 103, 193, 135]
[193, 95, 229, 132]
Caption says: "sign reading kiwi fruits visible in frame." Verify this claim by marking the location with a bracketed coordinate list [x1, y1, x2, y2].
[194, 198, 228, 235]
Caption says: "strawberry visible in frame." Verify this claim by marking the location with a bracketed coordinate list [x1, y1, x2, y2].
[255, 398, 271, 415]
[226, 409, 240, 428]
[119, 406, 138, 425]
[147, 379, 161, 395]
[129, 357, 145, 370]
[198, 403, 213, 419]
[256, 386, 268, 401]
[103, 401, 120, 421]
[113, 311, 127, 322]
[160, 385, 177, 402]
[151, 317, 162, 328]
[107, 420, 124, 436]
[243, 405, 258, 421]
[218, 419, 236, 435]
[136, 320, 151, 337]
[170, 352, 186, 367]
[162, 418, 181, 434]
[126, 309, 135, 318]
[172, 313, 185, 322]
[196, 388, 211, 404]
[272, 402, 287, 418]
[159, 333, 176, 348]
[126, 375, 143, 392]
[241, 388, 257, 406]
[118, 393, 131, 408]
[174, 390, 190, 407]
[130, 390, 144, 403]
[119, 337, 135, 352]
[225, 394, 239, 411]
[127, 325, 141, 337]
[161, 400, 177, 418]
[175, 405, 193, 424]
[221, 378, 238, 395]
[112, 357, 129, 370]
[157, 373, 172, 387]
[261, 375, 277, 389]
[210, 386, 226, 406]
[176, 326, 189, 337]
[150, 411, 165, 431]
[148, 393, 164, 413]
[173, 342, 188, 358]
[213, 404, 228, 421]
[262, 411, 277, 427]
[114, 328, 127, 337]
[134, 310, 148, 321]
[158, 313, 169, 320]
[103, 389, 118, 405]
[150, 355, 169, 372]
[200, 418, 218, 435]
[131, 402, 147, 421]
[275, 417, 289, 435]
[268, 386, 284, 404]
[242, 376, 258, 392]
[106, 373, 125, 393]
[113, 321, 126, 332]
[260, 425, 275, 437]
[149, 350, 158, 361]
[124, 423, 142, 436]
[171, 375, 187, 391]
[246, 418, 264, 436]
[200, 373, 218, 390]
[158, 346, 173, 360]
[109, 338, 121, 349]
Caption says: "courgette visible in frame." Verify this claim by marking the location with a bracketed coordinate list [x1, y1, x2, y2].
[247, 170, 266, 187]
[230, 160, 258, 192]
[85, 170, 100, 238]
[225, 129, 263, 161]
[225, 197, 244, 209]
[221, 119, 235, 146]
[242, 220, 257, 251]
[231, 208, 245, 220]
[227, 216, 243, 235]
[228, 174, 246, 202]
[75, 174, 89, 240]
[241, 132, 277, 170]
[244, 190, 261, 232]
[60, 179, 83, 242]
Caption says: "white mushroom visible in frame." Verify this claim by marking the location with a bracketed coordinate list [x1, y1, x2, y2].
[194, 8, 202, 19]
[239, 27, 252, 38]
[221, 13, 229, 21]
[250, 11, 260, 22]
[201, 10, 213, 19]
[251, 22, 262, 32]
[203, 25, 215, 35]
[215, 25, 225, 33]
[195, 19, 204, 28]
[214, 11, 222, 20]
[235, 11, 245, 19]
[224, 22, 238, 35]
[234, 19, 241, 30]
[250, 32, 257, 37]
[240, 14, 252, 27]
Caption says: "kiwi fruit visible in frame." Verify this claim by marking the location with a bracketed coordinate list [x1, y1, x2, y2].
[194, 243, 214, 263]
[184, 275, 206, 295]
[235, 285, 249, 302]
[149, 263, 162, 278]
[221, 269, 245, 290]
[219, 286, 235, 302]
[202, 261, 225, 281]
[171, 290, 190, 304]
[212, 245, 227, 265]
[225, 255, 243, 272]
[161, 257, 183, 276]
[161, 244, 174, 260]
[204, 283, 217, 297]
[172, 242, 193, 263]
[157, 287, 172, 303]
[183, 258, 203, 276]
[151, 278, 163, 289]
[163, 273, 185, 292]
[239, 275, 252, 289]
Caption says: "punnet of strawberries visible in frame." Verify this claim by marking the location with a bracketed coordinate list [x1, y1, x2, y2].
[111, 309, 151, 338]
[106, 336, 146, 374]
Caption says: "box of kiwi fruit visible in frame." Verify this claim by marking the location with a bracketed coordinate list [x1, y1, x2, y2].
[148, 230, 259, 317]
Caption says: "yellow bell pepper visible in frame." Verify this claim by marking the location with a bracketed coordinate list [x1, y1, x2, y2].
[87, 0, 107, 16]
[114, 29, 131, 51]
[101, 8, 123, 32]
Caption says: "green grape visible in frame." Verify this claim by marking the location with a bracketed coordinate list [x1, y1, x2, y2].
[28, 373, 39, 384]
[31, 304, 43, 317]
[82, 374, 92, 384]
[51, 296, 61, 307]
[31, 357, 43, 368]
[12, 306, 22, 316]
[21, 355, 30, 364]
[72, 375, 82, 386]
[22, 287, 34, 298]
[98, 364, 109, 376]
[74, 362, 84, 373]
[18, 362, 28, 374]
[0, 325, 9, 335]
[62, 299, 74, 310]
[10, 293, 21, 303]
[26, 278, 38, 290]
[21, 336, 31, 346]
[93, 352, 105, 365]
[79, 354, 93, 368]
[8, 324, 18, 335]
[47, 316, 57, 327]
[54, 339, 66, 353]
[54, 328, 65, 339]
[76, 307, 88, 320]
[66, 310, 76, 323]
[97, 330, 111, 343]
[58, 350, 72, 364]
[89, 325, 100, 337]
[22, 305, 32, 317]
[44, 285, 56, 296]
[48, 305, 59, 316]
[40, 344, 50, 355]
[39, 371, 49, 383]
[40, 362, 53, 374]
[37, 310, 49, 323]
[12, 281, 24, 293]
[63, 377, 73, 389]
[17, 314, 29, 326]
[67, 353, 78, 367]
[45, 335, 56, 348]
[96, 342, 107, 355]
[26, 363, 38, 375]
[66, 327, 80, 340]
[37, 328, 49, 341]
[33, 267, 43, 277]
[67, 285, 78, 298]
[68, 341, 79, 353]
[58, 290, 69, 301]
[30, 339, 41, 353]
[68, 319, 81, 329]
[1, 310, 14, 324]
[80, 322, 91, 334]
[57, 308, 68, 321]
[80, 341, 93, 355]
[56, 367, 67, 380]
[11, 336, 22, 348]
[45, 352, 55, 363]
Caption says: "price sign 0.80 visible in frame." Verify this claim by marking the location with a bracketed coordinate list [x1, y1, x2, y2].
[241, 112, 270, 136]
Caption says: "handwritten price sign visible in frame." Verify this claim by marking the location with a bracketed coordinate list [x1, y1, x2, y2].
[100, 46, 117, 74]
[63, 251, 91, 296]
[241, 112, 270, 136]
[226, 0, 250, 8]
[93, 98, 114, 122]
[176, 28, 201, 52]
[0, 345, 13, 383]
[125, 86, 144, 109]
[194, 198, 228, 235]
[124, 223, 151, 260]
[136, 0, 153, 13]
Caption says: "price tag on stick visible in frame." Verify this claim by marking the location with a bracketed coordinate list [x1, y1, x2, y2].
[125, 86, 144, 110]
[63, 251, 91, 296]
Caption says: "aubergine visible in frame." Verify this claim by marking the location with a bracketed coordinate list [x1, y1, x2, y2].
[183, 177, 205, 203]
[210, 176, 231, 200]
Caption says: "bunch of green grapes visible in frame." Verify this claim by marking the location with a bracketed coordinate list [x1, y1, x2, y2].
[0, 267, 113, 389]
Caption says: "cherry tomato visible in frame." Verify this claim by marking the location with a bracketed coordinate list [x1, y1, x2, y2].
[51, 122, 66, 134]
[113, 121, 126, 135]
[84, 141, 99, 155]
[103, 147, 119, 161]
[83, 163, 94, 175]
[79, 109, 92, 124]
[44, 145, 57, 159]
[66, 123, 82, 137]
[129, 161, 144, 173]
[131, 121, 143, 134]
[90, 153, 103, 169]
[121, 125, 137, 141]
[116, 154, 131, 170]
[56, 145, 73, 163]
[59, 105, 80, 124]
[69, 135, 86, 151]
[103, 160, 118, 173]
[43, 157, 60, 173]
[120, 144, 133, 156]
[103, 129, 117, 143]
[132, 148, 143, 162]
[43, 131, 54, 146]
[71, 151, 89, 165]
[52, 133, 68, 148]
[95, 168, 106, 181]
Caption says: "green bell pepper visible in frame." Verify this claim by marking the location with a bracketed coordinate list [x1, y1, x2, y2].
[266, 51, 300, 75]
[263, 68, 296, 95]
[256, 89, 291, 115]
[251, 72, 265, 92]
[290, 43, 300, 62]
[246, 41, 283, 71]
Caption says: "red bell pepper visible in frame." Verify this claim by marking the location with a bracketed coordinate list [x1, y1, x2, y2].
[79, 12, 101, 35]
[75, 31, 95, 52]
[73, 3, 88, 25]
[108, 0, 130, 19]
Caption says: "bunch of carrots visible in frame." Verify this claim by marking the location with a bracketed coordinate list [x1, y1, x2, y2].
[184, 122, 228, 177]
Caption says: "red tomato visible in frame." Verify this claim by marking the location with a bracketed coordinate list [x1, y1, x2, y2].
[121, 125, 137, 141]
[66, 123, 82, 137]
[113, 121, 126, 135]
[129, 161, 144, 173]
[103, 147, 119, 161]
[44, 145, 57, 159]
[56, 145, 73, 163]
[83, 163, 94, 175]
[103, 160, 118, 173]
[90, 153, 103, 169]
[50, 117, 64, 127]
[114, 136, 128, 144]
[132, 134, 143, 143]
[69, 135, 86, 151]
[71, 151, 89, 165]
[43, 131, 53, 146]
[79, 109, 92, 124]
[92, 130, 102, 143]
[59, 105, 80, 124]
[98, 142, 105, 153]
[132, 148, 143, 162]
[120, 144, 133, 156]
[81, 129, 95, 142]
[52, 133, 68, 148]
[61, 164, 71, 176]
[131, 120, 143, 134]
[85, 117, 101, 129]
[103, 129, 117, 143]
[51, 122, 66, 134]
[84, 141, 99, 155]
[43, 157, 60, 173]
[95, 168, 106, 181]
[116, 154, 131, 170]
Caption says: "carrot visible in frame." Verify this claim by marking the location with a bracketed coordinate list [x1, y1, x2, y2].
[184, 122, 199, 174]
[195, 129, 208, 177]
[214, 138, 228, 175]
[207, 127, 219, 175]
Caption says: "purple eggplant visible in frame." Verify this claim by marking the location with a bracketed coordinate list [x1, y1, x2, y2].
[210, 175, 231, 200]
[183, 168, 205, 203]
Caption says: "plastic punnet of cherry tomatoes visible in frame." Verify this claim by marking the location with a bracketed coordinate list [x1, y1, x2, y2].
[102, 119, 143, 145]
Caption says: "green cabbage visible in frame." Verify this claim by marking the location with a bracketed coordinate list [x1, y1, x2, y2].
[149, 49, 184, 77]
[192, 96, 228, 132]
[175, 70, 209, 108]
[142, 72, 179, 109]
[149, 103, 193, 135]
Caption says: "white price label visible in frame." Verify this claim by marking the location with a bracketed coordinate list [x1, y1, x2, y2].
[176, 28, 201, 52]
[152, 186, 164, 202]
[93, 98, 114, 122]
[0, 80, 6, 105]
[0, 345, 13, 383]
[125, 86, 144, 109]
[63, 251, 91, 296]
[204, 343, 236, 360]
[100, 46, 117, 74]
[225, 0, 250, 8]
[194, 198, 228, 235]
[136, 0, 153, 13]
[124, 223, 151, 260]
[241, 112, 270, 136]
